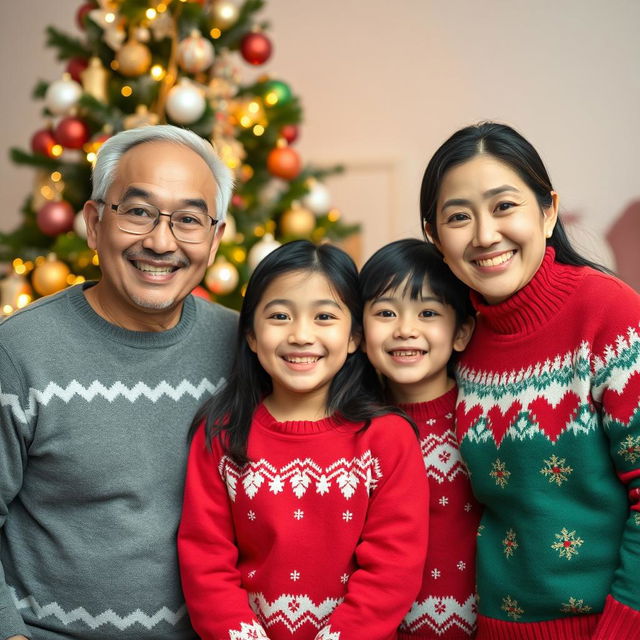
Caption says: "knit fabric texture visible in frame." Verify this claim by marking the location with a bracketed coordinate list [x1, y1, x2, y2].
[398, 387, 480, 640]
[0, 282, 238, 640]
[456, 248, 640, 640]
[178, 404, 429, 640]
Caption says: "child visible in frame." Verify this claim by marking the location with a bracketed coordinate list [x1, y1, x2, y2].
[178, 240, 429, 640]
[360, 238, 480, 640]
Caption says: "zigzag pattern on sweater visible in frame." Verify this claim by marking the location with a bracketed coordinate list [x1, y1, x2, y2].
[458, 328, 640, 446]
[421, 430, 469, 483]
[219, 451, 383, 501]
[400, 594, 476, 635]
[249, 592, 342, 633]
[10, 587, 186, 630]
[0, 377, 223, 423]
[229, 620, 269, 639]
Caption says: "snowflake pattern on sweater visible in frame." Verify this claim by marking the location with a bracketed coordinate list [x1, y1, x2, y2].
[456, 249, 640, 640]
[178, 404, 429, 640]
[398, 388, 480, 639]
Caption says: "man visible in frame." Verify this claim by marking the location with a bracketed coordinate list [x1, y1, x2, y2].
[0, 125, 237, 639]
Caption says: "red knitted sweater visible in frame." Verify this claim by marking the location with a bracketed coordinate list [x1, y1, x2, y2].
[398, 387, 480, 640]
[178, 404, 429, 640]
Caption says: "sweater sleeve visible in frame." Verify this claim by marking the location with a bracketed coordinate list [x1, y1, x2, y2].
[314, 415, 429, 640]
[591, 303, 640, 640]
[178, 424, 268, 640]
[0, 344, 32, 639]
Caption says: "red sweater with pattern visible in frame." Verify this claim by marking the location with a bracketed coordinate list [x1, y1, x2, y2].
[455, 248, 640, 640]
[178, 404, 429, 640]
[398, 388, 481, 640]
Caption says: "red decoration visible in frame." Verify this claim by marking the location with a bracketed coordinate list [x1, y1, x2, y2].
[231, 194, 246, 209]
[76, 2, 95, 30]
[55, 117, 90, 149]
[37, 201, 75, 236]
[30, 128, 58, 157]
[66, 57, 89, 83]
[191, 285, 211, 300]
[240, 32, 272, 66]
[280, 124, 299, 144]
[267, 146, 302, 181]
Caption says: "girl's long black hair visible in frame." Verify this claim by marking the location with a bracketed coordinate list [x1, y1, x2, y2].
[192, 239, 404, 464]
[359, 239, 474, 378]
[420, 121, 610, 273]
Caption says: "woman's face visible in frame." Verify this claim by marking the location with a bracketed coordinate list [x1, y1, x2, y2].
[430, 154, 558, 304]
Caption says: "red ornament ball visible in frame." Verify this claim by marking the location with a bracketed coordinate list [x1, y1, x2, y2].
[191, 285, 211, 300]
[37, 201, 75, 236]
[31, 128, 58, 157]
[280, 124, 299, 144]
[240, 32, 272, 66]
[267, 146, 302, 181]
[55, 117, 90, 149]
[76, 2, 95, 30]
[66, 57, 89, 83]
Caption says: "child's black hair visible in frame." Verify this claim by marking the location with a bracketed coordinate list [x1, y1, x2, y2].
[359, 238, 474, 377]
[192, 239, 409, 464]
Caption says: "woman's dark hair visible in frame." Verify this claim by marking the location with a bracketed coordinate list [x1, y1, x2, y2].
[192, 239, 402, 464]
[420, 121, 609, 273]
[359, 238, 474, 377]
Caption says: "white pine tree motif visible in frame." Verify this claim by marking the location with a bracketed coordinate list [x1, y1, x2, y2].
[229, 620, 269, 639]
[243, 470, 264, 499]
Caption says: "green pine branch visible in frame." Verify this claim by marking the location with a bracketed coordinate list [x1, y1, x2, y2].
[45, 26, 91, 61]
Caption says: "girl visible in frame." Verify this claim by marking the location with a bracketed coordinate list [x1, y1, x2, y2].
[360, 239, 480, 640]
[420, 122, 640, 639]
[178, 240, 429, 640]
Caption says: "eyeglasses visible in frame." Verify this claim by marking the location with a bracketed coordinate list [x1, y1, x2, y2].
[104, 201, 218, 244]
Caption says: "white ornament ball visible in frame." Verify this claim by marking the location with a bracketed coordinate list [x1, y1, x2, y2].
[165, 79, 206, 124]
[45, 75, 83, 115]
[205, 259, 239, 295]
[302, 181, 332, 214]
[248, 233, 281, 271]
[73, 211, 87, 239]
[221, 214, 236, 243]
[178, 31, 215, 74]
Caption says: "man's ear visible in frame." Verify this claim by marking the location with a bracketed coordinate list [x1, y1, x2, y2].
[453, 317, 475, 353]
[83, 200, 102, 251]
[207, 221, 226, 267]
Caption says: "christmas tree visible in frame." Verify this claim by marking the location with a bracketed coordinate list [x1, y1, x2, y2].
[0, 0, 358, 313]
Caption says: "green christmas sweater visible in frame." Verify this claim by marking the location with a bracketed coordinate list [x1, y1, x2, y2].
[456, 248, 640, 640]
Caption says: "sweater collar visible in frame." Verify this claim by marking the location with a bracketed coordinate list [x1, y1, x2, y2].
[471, 247, 583, 336]
[397, 385, 457, 422]
[67, 281, 198, 348]
[254, 402, 348, 435]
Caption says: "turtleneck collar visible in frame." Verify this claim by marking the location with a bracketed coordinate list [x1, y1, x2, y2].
[253, 402, 351, 435]
[397, 385, 457, 422]
[470, 247, 584, 336]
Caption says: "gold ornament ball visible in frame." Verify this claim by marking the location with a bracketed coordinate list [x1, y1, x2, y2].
[116, 39, 152, 77]
[32, 257, 71, 296]
[212, 1, 239, 29]
[280, 205, 316, 237]
[205, 259, 239, 295]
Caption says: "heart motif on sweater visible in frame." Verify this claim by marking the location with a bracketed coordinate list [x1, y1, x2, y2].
[602, 370, 640, 426]
[528, 391, 580, 442]
[456, 402, 483, 440]
[487, 401, 522, 447]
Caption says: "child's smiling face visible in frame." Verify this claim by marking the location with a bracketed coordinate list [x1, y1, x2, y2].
[363, 279, 473, 404]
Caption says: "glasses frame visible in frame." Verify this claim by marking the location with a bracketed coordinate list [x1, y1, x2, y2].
[100, 201, 219, 245]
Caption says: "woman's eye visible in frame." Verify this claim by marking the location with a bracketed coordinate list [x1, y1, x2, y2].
[445, 212, 470, 224]
[496, 201, 516, 212]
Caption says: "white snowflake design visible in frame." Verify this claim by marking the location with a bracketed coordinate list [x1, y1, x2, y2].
[456, 561, 466, 571]
[431, 568, 441, 579]
[293, 509, 304, 520]
[340, 574, 350, 584]
[290, 570, 300, 582]
[247, 510, 256, 521]
[342, 510, 353, 522]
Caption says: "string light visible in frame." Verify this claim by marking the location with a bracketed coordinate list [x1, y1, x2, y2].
[92, 253, 100, 266]
[145, 8, 157, 19]
[16, 294, 32, 309]
[105, 12, 116, 23]
[252, 125, 265, 136]
[121, 85, 133, 97]
[150, 65, 166, 81]
[3, 305, 13, 315]
[210, 28, 221, 39]
[156, 3, 168, 12]
[265, 91, 278, 106]
[51, 145, 63, 157]
[86, 152, 97, 163]
[231, 248, 246, 263]
[328, 208, 341, 222]
[51, 171, 62, 182]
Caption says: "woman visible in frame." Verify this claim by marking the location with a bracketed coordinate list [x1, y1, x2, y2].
[420, 122, 640, 640]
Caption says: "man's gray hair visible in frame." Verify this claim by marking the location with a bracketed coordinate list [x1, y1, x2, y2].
[91, 125, 234, 222]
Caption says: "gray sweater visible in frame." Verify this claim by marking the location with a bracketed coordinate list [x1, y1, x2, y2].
[0, 283, 238, 639]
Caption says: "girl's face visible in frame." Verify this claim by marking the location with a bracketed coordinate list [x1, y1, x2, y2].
[431, 154, 558, 304]
[247, 270, 358, 419]
[363, 280, 473, 404]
